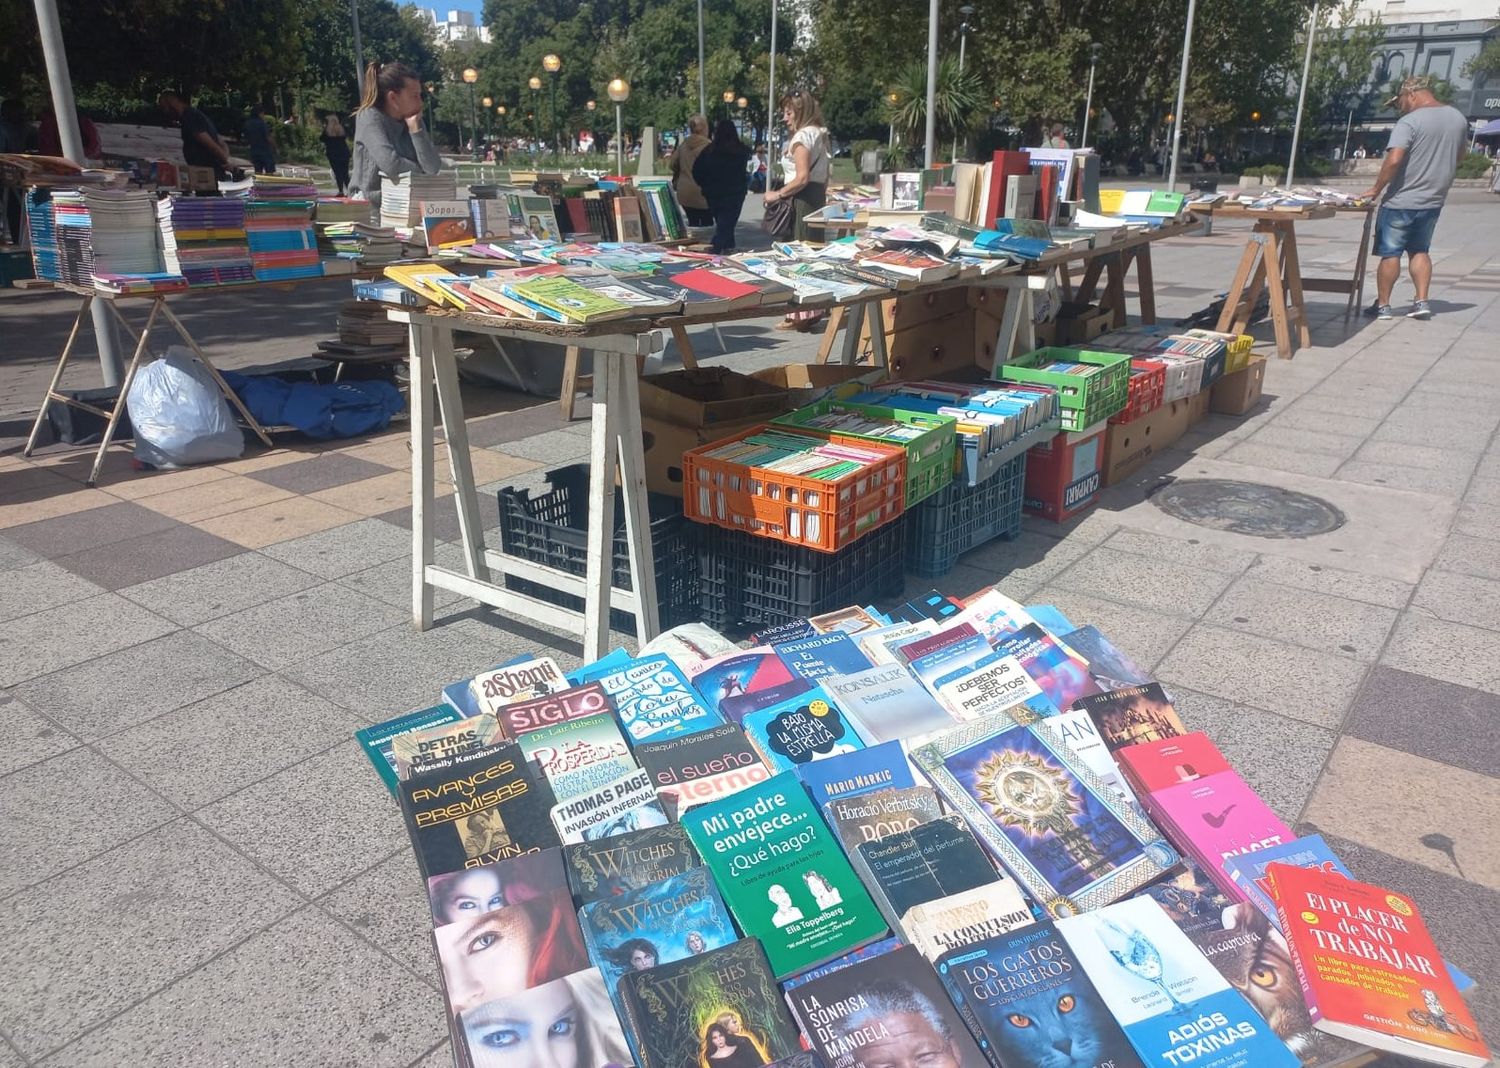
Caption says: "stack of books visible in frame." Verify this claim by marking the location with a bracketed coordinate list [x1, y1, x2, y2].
[312, 197, 372, 225]
[157, 195, 255, 287]
[379, 172, 458, 230]
[25, 189, 64, 282]
[244, 197, 321, 281]
[82, 189, 164, 280]
[250, 173, 319, 200]
[315, 221, 400, 266]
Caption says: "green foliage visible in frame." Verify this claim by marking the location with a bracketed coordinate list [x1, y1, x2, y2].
[1302, 0, 1384, 133]
[887, 58, 985, 145]
[1457, 152, 1495, 178]
[1461, 38, 1500, 81]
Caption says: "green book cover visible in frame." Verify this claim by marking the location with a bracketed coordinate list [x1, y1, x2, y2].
[680, 770, 888, 979]
[1145, 190, 1186, 215]
[510, 275, 631, 323]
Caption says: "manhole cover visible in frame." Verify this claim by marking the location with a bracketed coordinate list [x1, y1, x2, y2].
[1147, 478, 1346, 539]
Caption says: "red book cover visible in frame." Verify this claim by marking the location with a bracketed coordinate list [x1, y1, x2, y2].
[562, 197, 590, 235]
[896, 621, 981, 664]
[1036, 162, 1059, 223]
[1269, 863, 1491, 1067]
[983, 150, 1031, 227]
[1114, 730, 1231, 795]
[672, 268, 760, 300]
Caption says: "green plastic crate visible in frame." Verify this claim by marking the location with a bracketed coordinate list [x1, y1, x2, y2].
[1000, 347, 1131, 431]
[773, 398, 957, 507]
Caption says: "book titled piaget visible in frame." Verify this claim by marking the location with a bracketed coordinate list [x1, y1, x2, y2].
[681, 770, 888, 979]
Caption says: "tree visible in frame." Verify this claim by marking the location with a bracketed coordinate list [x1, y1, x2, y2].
[1462, 36, 1500, 81]
[886, 58, 985, 149]
[1301, 0, 1384, 142]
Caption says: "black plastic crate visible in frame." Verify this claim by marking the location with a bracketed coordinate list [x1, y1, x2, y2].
[696, 521, 906, 637]
[904, 452, 1027, 578]
[497, 465, 698, 630]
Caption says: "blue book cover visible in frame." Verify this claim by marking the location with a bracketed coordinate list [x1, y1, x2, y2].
[824, 663, 955, 745]
[689, 648, 814, 724]
[996, 623, 1104, 713]
[565, 646, 632, 687]
[1025, 604, 1077, 638]
[442, 653, 534, 716]
[743, 686, 866, 774]
[773, 632, 873, 682]
[779, 935, 904, 993]
[1061, 625, 1155, 692]
[909, 632, 994, 694]
[796, 739, 914, 810]
[572, 652, 723, 743]
[355, 704, 461, 796]
[937, 921, 1145, 1068]
[1058, 897, 1299, 1068]
[579, 866, 738, 1003]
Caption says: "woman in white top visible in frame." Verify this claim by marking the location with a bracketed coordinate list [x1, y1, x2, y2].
[765, 90, 831, 330]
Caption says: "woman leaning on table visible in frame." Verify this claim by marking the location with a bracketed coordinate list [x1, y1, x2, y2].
[349, 60, 442, 211]
[766, 89, 831, 331]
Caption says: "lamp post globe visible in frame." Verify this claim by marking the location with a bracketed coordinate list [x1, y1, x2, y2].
[607, 78, 630, 174]
[462, 68, 480, 161]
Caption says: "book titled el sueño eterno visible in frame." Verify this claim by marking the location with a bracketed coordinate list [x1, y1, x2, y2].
[634, 722, 772, 819]
[1057, 896, 1300, 1068]
[680, 770, 888, 979]
[1268, 863, 1492, 1068]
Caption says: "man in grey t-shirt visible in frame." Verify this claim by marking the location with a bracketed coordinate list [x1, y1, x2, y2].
[1363, 75, 1469, 320]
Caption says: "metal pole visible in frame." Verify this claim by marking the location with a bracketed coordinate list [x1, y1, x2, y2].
[924, 0, 939, 168]
[551, 74, 559, 164]
[351, 0, 365, 98]
[616, 103, 624, 176]
[1287, 0, 1319, 186]
[952, 29, 967, 163]
[468, 82, 479, 162]
[768, 0, 779, 165]
[697, 0, 707, 117]
[1081, 59, 1097, 148]
[33, 0, 123, 386]
[1167, 0, 1197, 191]
[1341, 108, 1353, 161]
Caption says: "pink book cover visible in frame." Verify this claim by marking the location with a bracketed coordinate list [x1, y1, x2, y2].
[1114, 730, 1232, 795]
[1151, 772, 1295, 900]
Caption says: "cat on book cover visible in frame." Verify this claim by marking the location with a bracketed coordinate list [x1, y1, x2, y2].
[983, 978, 1128, 1068]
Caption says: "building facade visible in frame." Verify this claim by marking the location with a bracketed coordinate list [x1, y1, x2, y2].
[421, 8, 491, 45]
[1352, 0, 1498, 132]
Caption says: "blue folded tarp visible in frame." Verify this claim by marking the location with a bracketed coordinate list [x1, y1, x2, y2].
[221, 372, 404, 440]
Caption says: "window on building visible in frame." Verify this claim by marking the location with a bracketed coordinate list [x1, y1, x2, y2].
[1425, 49, 1454, 82]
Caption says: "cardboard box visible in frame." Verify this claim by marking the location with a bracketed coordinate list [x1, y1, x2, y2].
[1054, 302, 1113, 345]
[639, 415, 764, 498]
[974, 307, 1009, 370]
[1024, 423, 1107, 522]
[1208, 356, 1267, 416]
[638, 367, 795, 429]
[749, 363, 877, 392]
[871, 288, 972, 334]
[1188, 388, 1210, 424]
[1100, 395, 1198, 486]
[876, 309, 980, 381]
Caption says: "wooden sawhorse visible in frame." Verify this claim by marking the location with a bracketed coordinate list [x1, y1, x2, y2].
[1214, 217, 1310, 359]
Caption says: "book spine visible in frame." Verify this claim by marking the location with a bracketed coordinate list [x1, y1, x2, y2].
[1270, 879, 1324, 1025]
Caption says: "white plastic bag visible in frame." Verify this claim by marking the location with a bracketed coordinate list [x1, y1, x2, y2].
[125, 346, 244, 467]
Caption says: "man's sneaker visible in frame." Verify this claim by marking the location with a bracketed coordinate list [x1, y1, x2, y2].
[1371, 303, 1394, 320]
[1407, 300, 1433, 320]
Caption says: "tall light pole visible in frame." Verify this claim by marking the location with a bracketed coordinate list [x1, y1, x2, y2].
[923, 0, 939, 167]
[497, 105, 507, 160]
[543, 54, 562, 164]
[887, 91, 899, 157]
[1167, 0, 1198, 191]
[608, 78, 630, 175]
[585, 98, 596, 153]
[482, 96, 492, 157]
[1287, 1, 1319, 186]
[351, 0, 365, 98]
[768, 0, 779, 165]
[697, 0, 707, 117]
[953, 4, 974, 163]
[463, 67, 480, 162]
[529, 75, 542, 160]
[425, 82, 436, 135]
[722, 89, 736, 122]
[1081, 41, 1102, 149]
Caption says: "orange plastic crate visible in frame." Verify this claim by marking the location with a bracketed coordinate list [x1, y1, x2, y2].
[1109, 359, 1168, 425]
[682, 424, 907, 553]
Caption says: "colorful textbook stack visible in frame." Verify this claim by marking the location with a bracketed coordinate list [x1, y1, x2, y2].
[357, 587, 1489, 1068]
[244, 197, 321, 281]
[156, 195, 254, 286]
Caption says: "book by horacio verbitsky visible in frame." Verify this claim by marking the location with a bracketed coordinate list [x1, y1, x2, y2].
[680, 771, 888, 979]
[563, 823, 699, 906]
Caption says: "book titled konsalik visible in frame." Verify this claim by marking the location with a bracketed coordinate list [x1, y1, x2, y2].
[743, 686, 866, 773]
[573, 652, 722, 742]
[681, 771, 888, 979]
[1058, 897, 1300, 1068]
[825, 663, 956, 745]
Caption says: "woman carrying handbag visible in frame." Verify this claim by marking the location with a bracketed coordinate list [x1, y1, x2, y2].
[764, 90, 830, 331]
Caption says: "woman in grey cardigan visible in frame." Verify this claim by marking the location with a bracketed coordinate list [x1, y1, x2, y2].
[350, 60, 443, 209]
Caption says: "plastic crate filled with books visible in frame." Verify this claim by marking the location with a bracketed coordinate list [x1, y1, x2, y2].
[360, 586, 1491, 1068]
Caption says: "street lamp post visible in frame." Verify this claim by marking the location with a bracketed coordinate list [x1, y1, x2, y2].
[482, 96, 492, 158]
[608, 78, 630, 175]
[723, 89, 736, 121]
[585, 99, 596, 155]
[953, 4, 974, 163]
[543, 54, 562, 164]
[1167, 0, 1198, 190]
[887, 91, 899, 158]
[462, 67, 480, 162]
[496, 105, 507, 161]
[1250, 110, 1261, 156]
[697, 0, 707, 117]
[1081, 41, 1103, 149]
[528, 76, 542, 160]
[1287, 0, 1319, 186]
[768, 0, 779, 167]
[923, 0, 939, 167]
[425, 82, 436, 134]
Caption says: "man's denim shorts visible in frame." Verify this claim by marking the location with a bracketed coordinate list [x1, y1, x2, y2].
[1375, 206, 1441, 258]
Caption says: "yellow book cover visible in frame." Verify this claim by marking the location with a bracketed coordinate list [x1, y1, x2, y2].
[384, 265, 465, 308]
[1098, 188, 1127, 214]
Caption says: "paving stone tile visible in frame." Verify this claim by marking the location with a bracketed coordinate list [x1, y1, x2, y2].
[246, 452, 396, 494]
[1101, 528, 1259, 575]
[1455, 498, 1500, 542]
[0, 464, 79, 499]
[1051, 545, 1235, 617]
[194, 495, 364, 549]
[0, 748, 173, 897]
[0, 487, 117, 532]
[1383, 613, 1500, 694]
[94, 463, 236, 500]
[3, 499, 176, 559]
[334, 435, 412, 468]
[116, 551, 321, 627]
[494, 428, 592, 463]
[1155, 624, 1367, 729]
[217, 445, 322, 474]
[308, 469, 453, 517]
[0, 820, 299, 1061]
[1217, 440, 1347, 478]
[12, 629, 263, 739]
[0, 694, 78, 777]
[50, 523, 245, 591]
[128, 474, 294, 523]
[440, 447, 541, 486]
[1372, 417, 1500, 452]
[0, 561, 104, 622]
[1302, 737, 1500, 893]
[1431, 532, 1500, 581]
[1242, 424, 1365, 459]
[1285, 394, 1397, 421]
[338, 543, 468, 612]
[1269, 405, 1382, 438]
[1333, 459, 1474, 496]
[319, 848, 438, 981]
[1205, 576, 1398, 660]
[195, 741, 407, 897]
[0, 533, 40, 571]
[1167, 687, 1337, 823]
[960, 528, 1095, 589]
[99, 676, 364, 810]
[195, 582, 406, 670]
[1411, 568, 1500, 632]
[1241, 555, 1413, 609]
[0, 593, 177, 688]
[408, 1041, 454, 1068]
[1026, 586, 1193, 670]
[1345, 665, 1500, 778]
[260, 517, 411, 580]
[39, 907, 445, 1068]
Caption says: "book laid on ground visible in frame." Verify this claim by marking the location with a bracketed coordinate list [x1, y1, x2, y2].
[937, 920, 1146, 1068]
[492, 681, 614, 740]
[1114, 731, 1231, 797]
[1063, 625, 1155, 691]
[515, 711, 637, 803]
[825, 784, 943, 853]
[551, 766, 669, 845]
[852, 814, 1006, 934]
[742, 686, 867, 774]
[1149, 767, 1294, 900]
[825, 663, 957, 746]
[573, 652, 723, 742]
[796, 739, 916, 811]
[912, 717, 1178, 917]
[635, 721, 771, 818]
[356, 704, 463, 796]
[1269, 864, 1491, 1068]
[994, 623, 1103, 713]
[689, 648, 812, 724]
[1017, 705, 1135, 801]
[563, 823, 699, 906]
[618, 939, 804, 1068]
[934, 650, 1058, 723]
[680, 770, 888, 979]
[901, 880, 1034, 962]
[1058, 897, 1301, 1068]
[785, 944, 990, 1068]
[391, 714, 507, 782]
[469, 656, 568, 717]
[773, 631, 873, 682]
[854, 619, 939, 666]
[1076, 684, 1187, 753]
[426, 846, 569, 926]
[457, 967, 633, 1068]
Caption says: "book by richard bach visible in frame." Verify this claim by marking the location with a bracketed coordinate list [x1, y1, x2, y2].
[681, 771, 888, 979]
[774, 632, 874, 682]
[786, 944, 990, 1068]
[912, 718, 1178, 918]
[936, 921, 1145, 1068]
[564, 823, 700, 905]
[1268, 864, 1491, 1067]
[573, 652, 723, 742]
[824, 663, 956, 746]
[1058, 897, 1300, 1068]
[635, 722, 771, 818]
[743, 687, 867, 773]
[619, 939, 804, 1068]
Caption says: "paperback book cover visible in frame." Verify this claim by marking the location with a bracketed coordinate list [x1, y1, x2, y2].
[356, 704, 462, 796]
[902, 880, 1034, 962]
[564, 823, 699, 906]
[808, 605, 889, 635]
[1076, 684, 1187, 753]
[579, 866, 738, 1000]
[779, 936, 905, 996]
[619, 939, 804, 1068]
[573, 652, 723, 742]
[458, 967, 633, 1068]
[691, 648, 813, 724]
[399, 740, 561, 877]
[516, 711, 637, 803]
[470, 656, 568, 716]
[1058, 897, 1300, 1068]
[935, 651, 1058, 722]
[443, 653, 536, 717]
[421, 200, 475, 248]
[1149, 773, 1294, 899]
[1062, 625, 1155, 691]
[912, 718, 1178, 917]
[426, 846, 569, 926]
[1115, 732, 1231, 796]
[825, 784, 943, 853]
[796, 740, 915, 810]
[853, 815, 1004, 932]
[753, 619, 818, 645]
[434, 883, 589, 1016]
[635, 721, 772, 818]
[743, 686, 867, 773]
[786, 944, 990, 1068]
[855, 620, 938, 666]
[550, 766, 669, 845]
[774, 632, 874, 682]
[825, 664, 956, 746]
[391, 713, 506, 781]
[1028, 707, 1135, 800]
[681, 771, 889, 979]
[494, 681, 614, 740]
[995, 624, 1103, 713]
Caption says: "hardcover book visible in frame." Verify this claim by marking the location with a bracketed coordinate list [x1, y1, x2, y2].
[742, 686, 866, 773]
[426, 846, 569, 926]
[825, 784, 943, 853]
[494, 681, 615, 740]
[458, 967, 633, 1068]
[825, 664, 956, 746]
[470, 656, 568, 716]
[912, 718, 1178, 917]
[1149, 772, 1294, 899]
[1058, 897, 1300, 1068]
[516, 711, 637, 803]
[901, 881, 1034, 962]
[1268, 864, 1490, 1067]
[935, 651, 1058, 722]
[681, 771, 889, 979]
[573, 652, 723, 742]
[564, 823, 700, 906]
[634, 721, 771, 818]
[356, 704, 462, 796]
[1062, 626, 1155, 691]
[550, 766, 669, 845]
[852, 815, 1004, 932]
[619, 939, 803, 1068]
[774, 632, 873, 682]
[1076, 684, 1187, 753]
[691, 648, 813, 724]
[434, 883, 589, 1015]
[785, 944, 990, 1068]
[796, 739, 915, 810]
[1114, 732, 1231, 795]
[937, 920, 1145, 1068]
